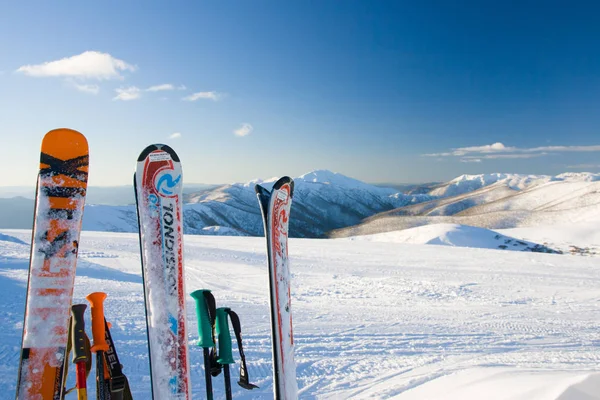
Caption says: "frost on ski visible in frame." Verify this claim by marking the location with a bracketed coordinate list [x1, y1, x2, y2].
[23, 189, 82, 348]
[135, 147, 191, 400]
[266, 181, 299, 398]
[18, 169, 86, 399]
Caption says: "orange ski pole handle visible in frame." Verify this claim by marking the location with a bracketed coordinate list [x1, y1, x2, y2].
[86, 292, 109, 352]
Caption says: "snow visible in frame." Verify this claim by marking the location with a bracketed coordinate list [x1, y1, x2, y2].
[333, 173, 600, 239]
[429, 172, 600, 199]
[346, 223, 558, 252]
[2, 223, 600, 399]
[391, 368, 600, 400]
[429, 173, 551, 197]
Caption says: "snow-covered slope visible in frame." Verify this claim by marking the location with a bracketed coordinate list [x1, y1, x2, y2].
[429, 173, 552, 197]
[390, 181, 518, 217]
[347, 223, 559, 253]
[332, 173, 600, 240]
[1, 229, 599, 399]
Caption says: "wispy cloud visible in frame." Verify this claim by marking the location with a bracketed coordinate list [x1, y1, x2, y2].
[234, 123, 253, 137]
[16, 51, 136, 80]
[526, 145, 600, 153]
[113, 86, 141, 101]
[169, 132, 182, 139]
[146, 84, 187, 93]
[462, 153, 549, 160]
[147, 84, 174, 92]
[182, 91, 222, 101]
[424, 142, 600, 162]
[72, 83, 100, 95]
[460, 158, 482, 163]
[567, 164, 600, 169]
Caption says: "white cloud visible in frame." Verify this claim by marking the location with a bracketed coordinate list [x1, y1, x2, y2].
[526, 145, 600, 153]
[177, 85, 187, 90]
[16, 51, 136, 80]
[147, 84, 175, 92]
[113, 86, 141, 101]
[453, 142, 516, 156]
[423, 142, 600, 162]
[424, 142, 516, 157]
[460, 158, 482, 163]
[72, 83, 100, 95]
[234, 123, 253, 137]
[169, 132, 182, 139]
[182, 91, 221, 101]
[474, 153, 548, 160]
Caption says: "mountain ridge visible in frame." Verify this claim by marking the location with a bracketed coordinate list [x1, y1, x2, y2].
[0, 170, 599, 238]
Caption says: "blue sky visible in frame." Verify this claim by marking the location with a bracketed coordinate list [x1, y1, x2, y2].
[1, 1, 599, 186]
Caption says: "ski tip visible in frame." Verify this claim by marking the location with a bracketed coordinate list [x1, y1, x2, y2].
[42, 128, 89, 158]
[273, 176, 294, 198]
[255, 176, 294, 197]
[136, 143, 181, 162]
[254, 183, 269, 196]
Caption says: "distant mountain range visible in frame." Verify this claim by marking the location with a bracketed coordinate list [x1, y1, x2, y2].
[1, 171, 599, 238]
[82, 170, 431, 237]
[0, 184, 218, 205]
[331, 172, 600, 238]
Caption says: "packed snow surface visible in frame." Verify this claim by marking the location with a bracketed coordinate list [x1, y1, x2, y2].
[1, 228, 599, 399]
[346, 223, 558, 252]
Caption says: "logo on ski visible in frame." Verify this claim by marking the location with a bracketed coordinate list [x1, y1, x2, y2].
[154, 169, 182, 197]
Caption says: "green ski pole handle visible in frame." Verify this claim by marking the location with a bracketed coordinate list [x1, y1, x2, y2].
[190, 289, 215, 400]
[216, 308, 234, 365]
[190, 290, 215, 348]
[216, 307, 234, 400]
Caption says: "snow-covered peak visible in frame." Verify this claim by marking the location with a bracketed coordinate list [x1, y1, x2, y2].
[297, 170, 370, 188]
[234, 176, 279, 189]
[431, 173, 551, 197]
[553, 172, 600, 182]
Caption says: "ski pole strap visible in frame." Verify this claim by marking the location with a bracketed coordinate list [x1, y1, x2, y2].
[225, 309, 259, 390]
[63, 314, 93, 396]
[103, 319, 128, 398]
[202, 291, 222, 377]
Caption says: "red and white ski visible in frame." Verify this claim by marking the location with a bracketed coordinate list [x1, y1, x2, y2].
[134, 144, 191, 399]
[256, 177, 298, 399]
[16, 128, 88, 400]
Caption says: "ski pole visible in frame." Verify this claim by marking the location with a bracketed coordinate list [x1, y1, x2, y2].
[86, 292, 110, 400]
[71, 304, 89, 400]
[103, 320, 129, 400]
[216, 308, 235, 400]
[190, 289, 215, 400]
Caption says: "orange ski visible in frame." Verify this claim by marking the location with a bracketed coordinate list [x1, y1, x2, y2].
[16, 129, 89, 400]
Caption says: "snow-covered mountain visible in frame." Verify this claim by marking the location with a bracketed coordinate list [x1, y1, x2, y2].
[4, 171, 600, 239]
[331, 172, 600, 240]
[79, 170, 429, 238]
[429, 173, 553, 197]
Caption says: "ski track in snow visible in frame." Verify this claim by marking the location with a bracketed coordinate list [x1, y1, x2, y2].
[0, 229, 599, 399]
